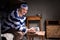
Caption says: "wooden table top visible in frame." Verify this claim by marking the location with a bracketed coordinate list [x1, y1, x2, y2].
[35, 31, 45, 36]
[27, 31, 45, 36]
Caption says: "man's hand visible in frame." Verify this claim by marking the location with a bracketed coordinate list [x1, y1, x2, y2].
[28, 27, 36, 33]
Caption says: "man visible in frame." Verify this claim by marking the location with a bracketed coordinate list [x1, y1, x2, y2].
[1, 2, 36, 40]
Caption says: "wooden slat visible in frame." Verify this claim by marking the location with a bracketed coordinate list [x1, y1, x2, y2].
[27, 16, 41, 20]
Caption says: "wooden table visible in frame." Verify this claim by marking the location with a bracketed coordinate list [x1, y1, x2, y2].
[27, 31, 45, 40]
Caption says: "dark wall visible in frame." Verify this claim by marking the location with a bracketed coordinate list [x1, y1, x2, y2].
[26, 0, 60, 31]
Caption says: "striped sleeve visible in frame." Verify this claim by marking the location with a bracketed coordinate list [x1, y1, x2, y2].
[18, 17, 27, 33]
[19, 26, 28, 34]
[8, 9, 27, 33]
[8, 10, 21, 30]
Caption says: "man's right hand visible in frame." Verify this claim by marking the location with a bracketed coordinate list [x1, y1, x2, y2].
[28, 27, 36, 33]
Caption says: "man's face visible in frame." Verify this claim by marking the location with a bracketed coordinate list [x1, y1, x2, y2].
[20, 8, 28, 15]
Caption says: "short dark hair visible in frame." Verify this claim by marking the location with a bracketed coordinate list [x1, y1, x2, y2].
[20, 2, 28, 5]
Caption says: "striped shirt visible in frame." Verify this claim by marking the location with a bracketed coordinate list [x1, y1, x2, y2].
[2, 9, 27, 33]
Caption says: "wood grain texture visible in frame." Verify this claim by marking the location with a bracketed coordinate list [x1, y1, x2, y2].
[46, 25, 60, 38]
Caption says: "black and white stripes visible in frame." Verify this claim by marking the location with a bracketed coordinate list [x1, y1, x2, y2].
[2, 9, 27, 33]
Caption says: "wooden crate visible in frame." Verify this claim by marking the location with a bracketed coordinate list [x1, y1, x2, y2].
[46, 25, 60, 38]
[46, 20, 60, 38]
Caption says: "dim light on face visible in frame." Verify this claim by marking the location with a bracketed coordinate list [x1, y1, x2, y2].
[21, 8, 28, 15]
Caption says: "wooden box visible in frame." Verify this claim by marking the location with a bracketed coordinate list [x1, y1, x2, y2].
[46, 20, 60, 38]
